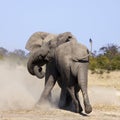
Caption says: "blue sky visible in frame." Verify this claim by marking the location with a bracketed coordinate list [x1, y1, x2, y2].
[0, 0, 120, 52]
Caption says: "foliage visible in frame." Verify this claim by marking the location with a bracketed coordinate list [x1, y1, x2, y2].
[0, 43, 120, 71]
[0, 47, 28, 66]
[89, 44, 120, 73]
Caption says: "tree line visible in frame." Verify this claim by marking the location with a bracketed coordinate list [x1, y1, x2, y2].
[0, 44, 120, 73]
[0, 47, 28, 66]
[89, 44, 120, 73]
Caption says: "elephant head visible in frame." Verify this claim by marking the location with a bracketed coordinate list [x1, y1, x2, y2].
[26, 32, 76, 78]
[26, 31, 57, 78]
[25, 32, 57, 53]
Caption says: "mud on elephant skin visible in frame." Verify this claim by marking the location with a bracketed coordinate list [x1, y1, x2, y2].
[26, 32, 92, 114]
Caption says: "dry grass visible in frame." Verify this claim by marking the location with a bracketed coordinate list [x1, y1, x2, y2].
[93, 104, 120, 112]
[88, 71, 120, 112]
[88, 71, 120, 90]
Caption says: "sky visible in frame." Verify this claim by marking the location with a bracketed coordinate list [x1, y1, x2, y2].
[0, 0, 120, 52]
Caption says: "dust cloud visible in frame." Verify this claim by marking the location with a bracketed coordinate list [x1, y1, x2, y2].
[0, 60, 45, 111]
[89, 86, 120, 106]
[0, 60, 120, 112]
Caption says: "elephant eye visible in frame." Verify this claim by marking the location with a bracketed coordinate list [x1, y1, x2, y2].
[66, 36, 72, 42]
[68, 36, 72, 39]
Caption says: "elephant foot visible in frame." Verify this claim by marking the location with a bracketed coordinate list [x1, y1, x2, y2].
[75, 107, 83, 113]
[35, 99, 51, 109]
[36, 97, 50, 106]
[79, 106, 83, 113]
[85, 105, 92, 114]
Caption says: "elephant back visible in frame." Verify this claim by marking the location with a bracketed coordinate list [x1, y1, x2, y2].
[72, 43, 89, 62]
[56, 40, 89, 62]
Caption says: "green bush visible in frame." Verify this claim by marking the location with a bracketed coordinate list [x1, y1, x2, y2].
[89, 44, 120, 73]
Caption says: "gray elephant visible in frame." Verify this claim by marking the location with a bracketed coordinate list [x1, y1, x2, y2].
[26, 32, 74, 109]
[27, 32, 92, 114]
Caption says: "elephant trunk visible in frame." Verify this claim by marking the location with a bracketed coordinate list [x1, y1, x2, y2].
[33, 65, 45, 79]
[27, 54, 45, 78]
[27, 47, 49, 79]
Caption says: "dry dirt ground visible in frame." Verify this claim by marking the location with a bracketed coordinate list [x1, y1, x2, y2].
[0, 107, 120, 120]
[0, 62, 120, 120]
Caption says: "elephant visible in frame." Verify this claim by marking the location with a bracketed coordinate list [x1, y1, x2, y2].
[26, 32, 74, 109]
[27, 32, 92, 114]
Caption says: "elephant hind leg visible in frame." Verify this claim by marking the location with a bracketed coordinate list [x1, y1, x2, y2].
[59, 89, 72, 109]
[67, 87, 80, 113]
[59, 89, 67, 108]
[77, 64, 92, 114]
[75, 91, 83, 113]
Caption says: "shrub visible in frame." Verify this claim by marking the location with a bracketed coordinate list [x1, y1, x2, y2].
[89, 44, 120, 73]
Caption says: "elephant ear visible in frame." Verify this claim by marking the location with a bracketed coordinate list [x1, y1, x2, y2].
[72, 43, 89, 62]
[57, 32, 77, 45]
[25, 32, 57, 53]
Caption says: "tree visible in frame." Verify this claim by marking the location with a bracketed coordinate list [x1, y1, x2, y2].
[13, 49, 26, 57]
[99, 44, 119, 59]
[0, 47, 8, 56]
[89, 44, 120, 72]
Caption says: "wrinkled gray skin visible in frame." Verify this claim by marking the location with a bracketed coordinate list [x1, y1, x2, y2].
[27, 32, 92, 114]
[26, 32, 73, 109]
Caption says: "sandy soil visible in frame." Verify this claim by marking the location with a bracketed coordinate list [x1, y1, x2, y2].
[0, 106, 120, 120]
[0, 62, 120, 120]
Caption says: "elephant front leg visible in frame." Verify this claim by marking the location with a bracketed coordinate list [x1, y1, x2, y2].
[38, 75, 56, 104]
